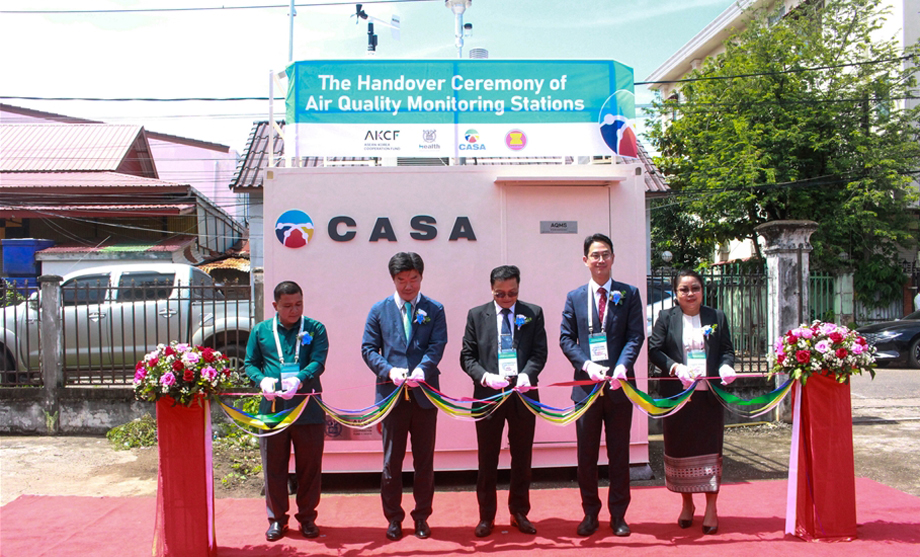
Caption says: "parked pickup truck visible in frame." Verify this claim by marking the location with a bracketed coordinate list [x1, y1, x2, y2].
[0, 263, 252, 381]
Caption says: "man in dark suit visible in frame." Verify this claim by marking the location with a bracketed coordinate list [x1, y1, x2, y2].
[560, 233, 644, 537]
[244, 281, 329, 542]
[460, 265, 547, 538]
[361, 252, 447, 541]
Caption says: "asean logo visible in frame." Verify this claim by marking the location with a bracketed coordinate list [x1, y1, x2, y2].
[275, 209, 314, 248]
[505, 130, 527, 151]
[464, 129, 480, 143]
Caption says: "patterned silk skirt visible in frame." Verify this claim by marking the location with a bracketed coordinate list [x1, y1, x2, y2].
[662, 392, 724, 493]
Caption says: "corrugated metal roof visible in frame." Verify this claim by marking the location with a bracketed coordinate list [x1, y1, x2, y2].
[229, 120, 668, 194]
[0, 171, 186, 188]
[37, 236, 197, 255]
[0, 123, 156, 176]
[197, 257, 251, 273]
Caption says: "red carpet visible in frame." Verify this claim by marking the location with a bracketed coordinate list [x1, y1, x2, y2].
[2, 478, 918, 556]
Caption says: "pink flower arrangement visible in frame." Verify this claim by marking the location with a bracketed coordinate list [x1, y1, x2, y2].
[134, 341, 234, 405]
[769, 320, 876, 384]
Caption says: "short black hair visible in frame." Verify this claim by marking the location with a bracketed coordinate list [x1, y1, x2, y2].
[676, 269, 705, 289]
[388, 252, 424, 278]
[583, 233, 614, 256]
[273, 281, 303, 301]
[490, 265, 520, 286]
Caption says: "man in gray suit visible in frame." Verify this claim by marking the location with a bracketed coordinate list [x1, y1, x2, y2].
[460, 265, 547, 537]
[361, 252, 447, 541]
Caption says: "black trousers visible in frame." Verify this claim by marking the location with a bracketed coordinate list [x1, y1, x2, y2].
[575, 384, 633, 519]
[380, 393, 438, 523]
[475, 394, 535, 522]
[260, 422, 324, 526]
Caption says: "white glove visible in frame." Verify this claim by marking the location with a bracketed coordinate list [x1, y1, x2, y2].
[719, 365, 737, 386]
[514, 373, 533, 392]
[609, 365, 628, 390]
[279, 377, 301, 400]
[482, 372, 510, 390]
[406, 367, 425, 388]
[673, 364, 697, 390]
[585, 361, 609, 382]
[260, 377, 278, 401]
[389, 367, 408, 387]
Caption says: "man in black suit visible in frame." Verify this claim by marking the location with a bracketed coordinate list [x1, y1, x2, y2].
[361, 252, 448, 541]
[560, 233, 644, 537]
[460, 265, 548, 538]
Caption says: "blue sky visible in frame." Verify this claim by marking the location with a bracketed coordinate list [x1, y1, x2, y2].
[0, 0, 734, 152]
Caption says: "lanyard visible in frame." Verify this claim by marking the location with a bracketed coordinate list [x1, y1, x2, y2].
[587, 282, 607, 334]
[272, 315, 305, 365]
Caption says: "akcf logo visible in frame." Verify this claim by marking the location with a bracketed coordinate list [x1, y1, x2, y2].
[365, 130, 400, 141]
[275, 210, 314, 248]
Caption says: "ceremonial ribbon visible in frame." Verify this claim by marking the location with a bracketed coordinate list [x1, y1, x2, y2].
[316, 384, 403, 429]
[218, 395, 309, 438]
[419, 383, 511, 421]
[517, 382, 603, 425]
[709, 377, 794, 418]
[618, 379, 696, 418]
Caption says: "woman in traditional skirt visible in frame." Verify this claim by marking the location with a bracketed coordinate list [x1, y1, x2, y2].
[648, 269, 736, 534]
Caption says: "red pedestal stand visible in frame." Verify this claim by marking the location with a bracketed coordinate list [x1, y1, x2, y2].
[788, 373, 858, 542]
[153, 396, 217, 556]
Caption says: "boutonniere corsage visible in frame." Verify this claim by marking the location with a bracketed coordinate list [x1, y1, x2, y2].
[610, 290, 625, 305]
[297, 331, 313, 345]
[702, 324, 717, 338]
[515, 314, 532, 329]
[415, 309, 431, 325]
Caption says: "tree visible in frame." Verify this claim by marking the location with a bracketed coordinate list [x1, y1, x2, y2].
[648, 0, 920, 307]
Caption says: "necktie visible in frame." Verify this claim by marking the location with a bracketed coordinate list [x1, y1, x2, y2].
[597, 287, 607, 327]
[403, 301, 413, 341]
[500, 308, 513, 350]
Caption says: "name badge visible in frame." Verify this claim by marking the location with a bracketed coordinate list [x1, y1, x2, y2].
[498, 349, 519, 378]
[589, 333, 609, 362]
[280, 362, 300, 385]
[687, 350, 706, 374]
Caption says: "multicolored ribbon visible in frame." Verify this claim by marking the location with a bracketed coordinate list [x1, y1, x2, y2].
[218, 396, 310, 438]
[316, 384, 403, 429]
[618, 379, 696, 418]
[517, 382, 603, 425]
[419, 383, 511, 421]
[709, 377, 795, 418]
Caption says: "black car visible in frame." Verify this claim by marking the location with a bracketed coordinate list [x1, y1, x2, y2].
[857, 310, 920, 369]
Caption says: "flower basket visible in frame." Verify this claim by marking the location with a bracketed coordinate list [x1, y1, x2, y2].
[770, 321, 875, 542]
[134, 343, 234, 406]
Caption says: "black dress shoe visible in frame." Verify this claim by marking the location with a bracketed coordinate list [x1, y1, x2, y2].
[265, 521, 288, 541]
[576, 515, 599, 536]
[386, 520, 402, 541]
[474, 520, 493, 537]
[414, 519, 431, 539]
[511, 512, 537, 535]
[611, 516, 631, 537]
[678, 518, 693, 529]
[301, 520, 320, 539]
[702, 523, 719, 535]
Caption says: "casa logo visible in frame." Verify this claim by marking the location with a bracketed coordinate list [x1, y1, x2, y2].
[598, 92, 638, 158]
[365, 130, 400, 141]
[275, 209, 314, 248]
[459, 128, 486, 151]
[505, 129, 527, 151]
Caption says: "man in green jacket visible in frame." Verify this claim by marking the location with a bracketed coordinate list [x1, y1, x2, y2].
[245, 281, 329, 542]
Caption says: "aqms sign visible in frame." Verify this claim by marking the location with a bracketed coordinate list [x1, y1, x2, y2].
[285, 59, 638, 158]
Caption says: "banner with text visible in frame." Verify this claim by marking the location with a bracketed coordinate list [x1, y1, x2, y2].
[285, 59, 637, 158]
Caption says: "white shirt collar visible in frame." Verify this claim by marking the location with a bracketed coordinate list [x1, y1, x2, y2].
[589, 277, 613, 296]
[493, 301, 516, 316]
[394, 292, 421, 309]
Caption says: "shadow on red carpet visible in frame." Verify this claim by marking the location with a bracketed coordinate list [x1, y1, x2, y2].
[2, 478, 918, 556]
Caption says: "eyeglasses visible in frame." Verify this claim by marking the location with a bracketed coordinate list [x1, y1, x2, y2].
[493, 290, 519, 299]
[588, 251, 612, 261]
[677, 286, 703, 295]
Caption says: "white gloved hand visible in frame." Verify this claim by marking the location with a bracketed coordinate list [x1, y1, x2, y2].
[719, 365, 737, 386]
[260, 377, 278, 401]
[279, 377, 301, 400]
[673, 364, 697, 390]
[514, 373, 533, 392]
[482, 372, 510, 390]
[609, 365, 628, 390]
[406, 367, 425, 388]
[389, 367, 408, 387]
[585, 362, 609, 382]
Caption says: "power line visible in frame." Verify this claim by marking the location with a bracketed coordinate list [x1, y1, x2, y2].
[0, 0, 437, 15]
